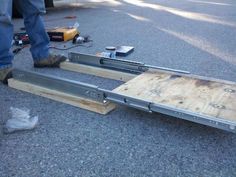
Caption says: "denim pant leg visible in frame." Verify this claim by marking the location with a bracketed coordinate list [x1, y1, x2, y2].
[15, 0, 50, 61]
[0, 0, 13, 69]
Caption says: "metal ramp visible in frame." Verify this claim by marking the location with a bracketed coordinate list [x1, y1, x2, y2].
[9, 52, 236, 132]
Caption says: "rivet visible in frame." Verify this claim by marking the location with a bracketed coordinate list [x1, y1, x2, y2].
[224, 88, 235, 93]
[210, 103, 226, 109]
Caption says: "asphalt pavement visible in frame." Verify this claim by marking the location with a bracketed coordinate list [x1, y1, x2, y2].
[1, 0, 236, 176]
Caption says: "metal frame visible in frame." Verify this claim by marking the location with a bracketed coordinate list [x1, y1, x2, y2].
[12, 66, 236, 132]
[67, 52, 236, 132]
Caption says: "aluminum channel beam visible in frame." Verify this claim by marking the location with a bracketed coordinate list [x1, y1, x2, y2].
[68, 52, 190, 74]
[12, 69, 236, 132]
[12, 69, 104, 102]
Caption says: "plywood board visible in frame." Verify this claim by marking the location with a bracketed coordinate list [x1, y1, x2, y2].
[8, 79, 116, 115]
[60, 61, 136, 82]
[114, 71, 236, 122]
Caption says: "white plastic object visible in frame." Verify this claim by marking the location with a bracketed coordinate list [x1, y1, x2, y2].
[4, 107, 38, 134]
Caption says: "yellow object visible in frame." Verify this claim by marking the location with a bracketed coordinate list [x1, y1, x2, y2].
[47, 27, 79, 41]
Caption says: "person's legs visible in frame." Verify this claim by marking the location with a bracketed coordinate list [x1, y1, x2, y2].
[13, 0, 66, 67]
[0, 0, 13, 84]
[14, 0, 50, 61]
[0, 0, 14, 69]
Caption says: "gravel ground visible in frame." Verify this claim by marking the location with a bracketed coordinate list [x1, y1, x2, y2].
[1, 0, 236, 176]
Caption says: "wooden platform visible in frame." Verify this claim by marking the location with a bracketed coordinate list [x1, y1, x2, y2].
[8, 65, 236, 129]
[8, 79, 116, 115]
[114, 71, 236, 122]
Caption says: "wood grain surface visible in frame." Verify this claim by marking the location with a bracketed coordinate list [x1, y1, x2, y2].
[114, 71, 236, 121]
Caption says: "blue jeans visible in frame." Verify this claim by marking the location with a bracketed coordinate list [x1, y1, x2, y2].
[0, 0, 50, 69]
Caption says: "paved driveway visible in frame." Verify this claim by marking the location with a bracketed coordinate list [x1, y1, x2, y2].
[1, 0, 236, 176]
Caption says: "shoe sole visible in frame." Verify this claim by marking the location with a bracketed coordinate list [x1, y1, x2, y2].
[34, 58, 66, 68]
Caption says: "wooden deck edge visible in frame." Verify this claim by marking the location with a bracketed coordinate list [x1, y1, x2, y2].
[60, 61, 137, 82]
[8, 78, 116, 115]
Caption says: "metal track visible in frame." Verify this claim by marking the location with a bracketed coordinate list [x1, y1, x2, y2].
[12, 69, 236, 132]
[101, 90, 236, 132]
[12, 69, 105, 102]
[68, 52, 190, 74]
